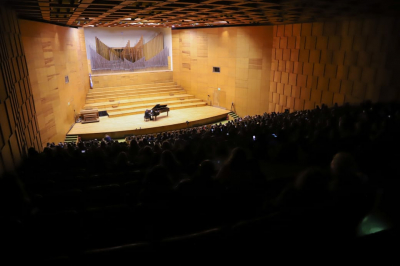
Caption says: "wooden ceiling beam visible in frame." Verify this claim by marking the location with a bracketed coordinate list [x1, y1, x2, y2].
[38, 0, 51, 20]
[85, 1, 146, 26]
[66, 0, 94, 25]
[6, 0, 399, 28]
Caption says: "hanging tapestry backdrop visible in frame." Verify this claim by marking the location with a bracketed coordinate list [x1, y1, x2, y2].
[84, 27, 172, 72]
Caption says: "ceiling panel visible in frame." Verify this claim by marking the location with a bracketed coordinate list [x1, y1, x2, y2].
[2, 0, 399, 28]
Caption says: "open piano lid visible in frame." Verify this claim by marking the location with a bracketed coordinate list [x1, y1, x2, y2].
[152, 104, 168, 109]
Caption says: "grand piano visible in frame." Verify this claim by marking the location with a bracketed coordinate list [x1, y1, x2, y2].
[145, 104, 170, 121]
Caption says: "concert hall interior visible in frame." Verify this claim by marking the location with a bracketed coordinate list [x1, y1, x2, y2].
[0, 0, 400, 262]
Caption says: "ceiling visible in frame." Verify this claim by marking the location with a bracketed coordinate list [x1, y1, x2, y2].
[3, 0, 400, 29]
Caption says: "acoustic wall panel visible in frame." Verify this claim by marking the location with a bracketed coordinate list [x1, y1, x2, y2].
[172, 26, 273, 117]
[0, 7, 41, 176]
[270, 18, 400, 112]
[20, 20, 90, 148]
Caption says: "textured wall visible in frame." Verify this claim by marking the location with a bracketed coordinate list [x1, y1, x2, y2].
[0, 7, 42, 176]
[20, 20, 90, 148]
[270, 18, 400, 113]
[172, 26, 273, 116]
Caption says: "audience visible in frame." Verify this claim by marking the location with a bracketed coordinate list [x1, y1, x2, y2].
[1, 101, 399, 260]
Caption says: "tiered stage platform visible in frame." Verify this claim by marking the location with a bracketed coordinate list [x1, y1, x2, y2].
[69, 71, 229, 140]
[85, 81, 207, 118]
[68, 106, 229, 140]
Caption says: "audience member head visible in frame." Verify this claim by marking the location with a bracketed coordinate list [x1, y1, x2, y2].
[330, 152, 358, 180]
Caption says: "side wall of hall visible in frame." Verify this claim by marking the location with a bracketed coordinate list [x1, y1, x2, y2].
[20, 20, 90, 148]
[0, 7, 42, 176]
[172, 26, 273, 117]
[269, 18, 400, 113]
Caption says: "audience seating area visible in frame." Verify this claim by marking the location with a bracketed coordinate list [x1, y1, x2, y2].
[1, 101, 400, 262]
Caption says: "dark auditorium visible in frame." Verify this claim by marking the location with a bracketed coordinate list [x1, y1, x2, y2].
[0, 0, 400, 263]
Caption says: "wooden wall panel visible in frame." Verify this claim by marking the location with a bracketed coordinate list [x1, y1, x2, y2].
[270, 18, 400, 112]
[0, 7, 41, 176]
[20, 20, 90, 148]
[172, 26, 273, 116]
[92, 71, 173, 88]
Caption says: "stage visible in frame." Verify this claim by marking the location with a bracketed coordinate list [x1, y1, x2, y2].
[68, 106, 230, 140]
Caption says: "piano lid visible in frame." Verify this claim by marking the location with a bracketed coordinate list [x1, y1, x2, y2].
[152, 104, 168, 109]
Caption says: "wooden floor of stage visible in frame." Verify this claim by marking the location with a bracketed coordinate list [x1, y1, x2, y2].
[68, 106, 230, 140]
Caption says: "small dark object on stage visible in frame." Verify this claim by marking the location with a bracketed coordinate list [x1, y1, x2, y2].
[99, 111, 109, 117]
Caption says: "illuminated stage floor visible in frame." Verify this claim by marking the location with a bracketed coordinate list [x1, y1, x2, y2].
[68, 106, 230, 140]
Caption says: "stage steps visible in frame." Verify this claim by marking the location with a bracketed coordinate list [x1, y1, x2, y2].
[87, 84, 177, 96]
[108, 102, 207, 118]
[86, 88, 186, 103]
[105, 98, 203, 113]
[86, 85, 182, 100]
[228, 111, 240, 120]
[64, 134, 78, 144]
[89, 82, 177, 93]
[82, 81, 207, 117]
[84, 94, 196, 110]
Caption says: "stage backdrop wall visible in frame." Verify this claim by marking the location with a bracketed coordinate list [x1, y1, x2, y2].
[84, 27, 172, 71]
[20, 20, 90, 148]
[269, 18, 400, 113]
[172, 26, 273, 117]
[0, 7, 42, 176]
